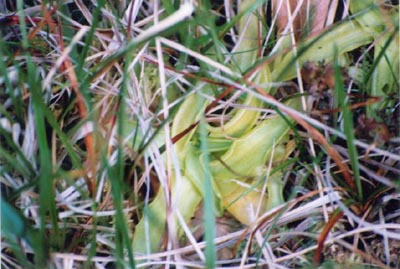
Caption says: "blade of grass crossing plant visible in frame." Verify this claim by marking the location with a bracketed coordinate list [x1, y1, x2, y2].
[333, 52, 362, 201]
[185, 146, 222, 214]
[199, 116, 216, 269]
[107, 55, 136, 269]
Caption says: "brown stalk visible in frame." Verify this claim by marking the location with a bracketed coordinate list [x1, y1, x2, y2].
[52, 4, 96, 195]
[7, 5, 96, 195]
[313, 209, 344, 265]
[318, 96, 382, 114]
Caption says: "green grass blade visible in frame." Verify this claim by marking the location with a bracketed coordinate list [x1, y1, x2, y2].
[199, 116, 216, 269]
[27, 57, 58, 265]
[107, 60, 136, 269]
[333, 52, 362, 201]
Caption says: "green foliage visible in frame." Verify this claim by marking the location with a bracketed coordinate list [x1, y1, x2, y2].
[1, 0, 399, 268]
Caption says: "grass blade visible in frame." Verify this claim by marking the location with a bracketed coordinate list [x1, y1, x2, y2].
[333, 52, 362, 201]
